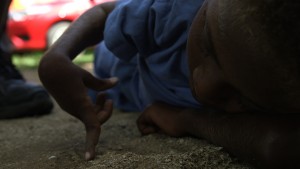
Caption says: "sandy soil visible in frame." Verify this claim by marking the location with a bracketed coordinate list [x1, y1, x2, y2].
[0, 68, 255, 169]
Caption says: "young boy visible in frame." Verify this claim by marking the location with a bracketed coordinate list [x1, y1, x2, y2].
[38, 0, 300, 168]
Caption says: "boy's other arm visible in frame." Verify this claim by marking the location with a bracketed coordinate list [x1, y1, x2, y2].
[137, 102, 300, 169]
[38, 1, 118, 161]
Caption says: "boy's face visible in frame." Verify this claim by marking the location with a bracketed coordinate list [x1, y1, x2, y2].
[187, 0, 299, 113]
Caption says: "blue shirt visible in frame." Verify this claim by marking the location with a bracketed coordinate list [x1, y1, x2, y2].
[95, 0, 204, 111]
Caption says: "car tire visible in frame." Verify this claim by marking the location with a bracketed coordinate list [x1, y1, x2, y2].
[47, 21, 71, 47]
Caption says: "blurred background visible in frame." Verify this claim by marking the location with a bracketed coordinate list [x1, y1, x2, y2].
[8, 0, 111, 69]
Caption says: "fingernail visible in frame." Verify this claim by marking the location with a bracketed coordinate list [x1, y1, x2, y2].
[109, 77, 119, 83]
[85, 152, 91, 160]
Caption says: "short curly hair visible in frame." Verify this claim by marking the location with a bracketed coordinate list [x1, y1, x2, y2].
[220, 1, 299, 71]
[217, 0, 300, 108]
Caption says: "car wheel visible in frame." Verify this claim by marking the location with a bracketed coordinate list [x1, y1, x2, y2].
[47, 21, 70, 47]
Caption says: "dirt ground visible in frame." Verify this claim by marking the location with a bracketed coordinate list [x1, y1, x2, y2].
[0, 68, 255, 169]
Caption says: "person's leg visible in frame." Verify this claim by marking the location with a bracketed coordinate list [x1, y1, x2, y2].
[0, 34, 24, 80]
[0, 0, 11, 34]
[0, 0, 23, 80]
[0, 0, 53, 118]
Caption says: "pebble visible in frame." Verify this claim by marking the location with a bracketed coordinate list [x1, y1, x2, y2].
[48, 156, 57, 160]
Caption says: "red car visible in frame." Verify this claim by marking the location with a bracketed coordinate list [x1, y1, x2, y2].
[8, 0, 111, 52]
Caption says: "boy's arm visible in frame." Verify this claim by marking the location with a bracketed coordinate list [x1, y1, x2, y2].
[48, 1, 116, 58]
[38, 1, 118, 160]
[137, 102, 300, 169]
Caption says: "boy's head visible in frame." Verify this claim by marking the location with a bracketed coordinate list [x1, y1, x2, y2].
[187, 0, 300, 113]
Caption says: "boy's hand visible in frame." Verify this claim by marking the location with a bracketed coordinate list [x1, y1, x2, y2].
[137, 102, 188, 137]
[38, 56, 118, 160]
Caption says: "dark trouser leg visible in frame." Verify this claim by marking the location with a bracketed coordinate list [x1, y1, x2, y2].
[0, 0, 24, 80]
[0, 0, 53, 118]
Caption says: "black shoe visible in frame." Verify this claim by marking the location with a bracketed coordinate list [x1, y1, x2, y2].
[0, 79, 53, 119]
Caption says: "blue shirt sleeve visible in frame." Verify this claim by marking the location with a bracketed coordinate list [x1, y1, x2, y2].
[104, 0, 204, 61]
[102, 0, 204, 110]
[104, 0, 152, 60]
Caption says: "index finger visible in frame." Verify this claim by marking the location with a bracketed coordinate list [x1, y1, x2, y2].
[84, 122, 101, 160]
[79, 103, 102, 161]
